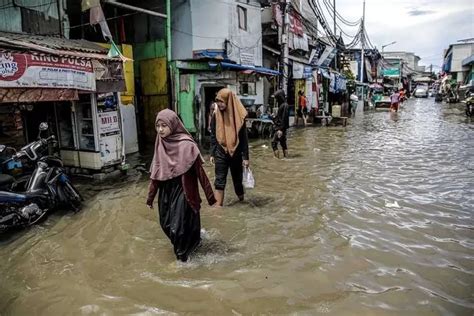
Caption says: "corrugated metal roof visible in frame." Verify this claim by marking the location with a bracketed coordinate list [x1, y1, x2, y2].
[0, 31, 107, 54]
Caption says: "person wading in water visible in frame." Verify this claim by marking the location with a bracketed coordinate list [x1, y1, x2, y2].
[271, 89, 290, 158]
[210, 88, 249, 206]
[147, 109, 216, 262]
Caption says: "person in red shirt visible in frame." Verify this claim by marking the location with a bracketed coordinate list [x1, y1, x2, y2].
[147, 109, 216, 262]
[297, 90, 308, 126]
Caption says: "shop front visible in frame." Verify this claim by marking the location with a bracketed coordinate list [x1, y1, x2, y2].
[0, 40, 129, 173]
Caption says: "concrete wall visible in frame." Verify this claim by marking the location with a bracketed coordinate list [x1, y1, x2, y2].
[452, 44, 474, 72]
[171, 0, 193, 60]
[190, 0, 230, 55]
[227, 1, 263, 66]
[172, 0, 262, 66]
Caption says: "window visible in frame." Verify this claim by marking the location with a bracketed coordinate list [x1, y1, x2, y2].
[240, 81, 256, 95]
[237, 5, 247, 31]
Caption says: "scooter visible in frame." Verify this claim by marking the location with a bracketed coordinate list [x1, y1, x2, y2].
[0, 123, 82, 233]
[462, 92, 473, 117]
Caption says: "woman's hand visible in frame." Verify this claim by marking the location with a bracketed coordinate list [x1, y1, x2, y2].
[210, 156, 215, 165]
[146, 203, 153, 209]
[243, 160, 249, 168]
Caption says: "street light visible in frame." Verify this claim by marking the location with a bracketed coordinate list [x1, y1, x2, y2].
[379, 41, 397, 81]
[381, 41, 397, 54]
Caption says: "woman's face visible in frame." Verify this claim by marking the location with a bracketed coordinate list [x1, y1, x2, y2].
[156, 120, 172, 138]
[216, 100, 227, 111]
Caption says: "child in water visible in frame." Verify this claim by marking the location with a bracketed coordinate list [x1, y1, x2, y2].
[147, 109, 216, 262]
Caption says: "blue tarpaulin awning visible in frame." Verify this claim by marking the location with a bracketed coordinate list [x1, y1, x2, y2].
[209, 62, 280, 76]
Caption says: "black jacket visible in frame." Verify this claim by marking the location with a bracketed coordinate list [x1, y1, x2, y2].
[210, 114, 249, 160]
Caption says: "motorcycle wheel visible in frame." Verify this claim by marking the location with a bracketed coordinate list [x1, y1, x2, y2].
[63, 181, 83, 212]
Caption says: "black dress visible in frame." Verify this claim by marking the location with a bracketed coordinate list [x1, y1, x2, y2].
[158, 177, 201, 262]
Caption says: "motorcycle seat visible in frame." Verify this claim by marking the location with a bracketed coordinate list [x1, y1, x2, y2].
[0, 174, 14, 187]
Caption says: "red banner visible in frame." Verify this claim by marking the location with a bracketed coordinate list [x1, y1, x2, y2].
[0, 52, 95, 91]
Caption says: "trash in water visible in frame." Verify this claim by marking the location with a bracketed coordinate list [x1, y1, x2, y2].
[385, 201, 400, 208]
[262, 144, 268, 148]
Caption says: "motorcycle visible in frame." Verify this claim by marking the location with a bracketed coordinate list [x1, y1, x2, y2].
[463, 92, 474, 117]
[0, 123, 82, 233]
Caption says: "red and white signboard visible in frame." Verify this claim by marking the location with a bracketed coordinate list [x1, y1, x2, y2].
[0, 52, 96, 91]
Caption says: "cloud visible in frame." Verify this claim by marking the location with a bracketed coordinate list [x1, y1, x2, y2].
[407, 9, 435, 16]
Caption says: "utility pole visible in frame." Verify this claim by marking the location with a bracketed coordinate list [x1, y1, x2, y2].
[359, 0, 365, 84]
[281, 0, 290, 95]
[334, 0, 338, 71]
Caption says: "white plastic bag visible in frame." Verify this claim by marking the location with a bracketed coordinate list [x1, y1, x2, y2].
[242, 167, 255, 189]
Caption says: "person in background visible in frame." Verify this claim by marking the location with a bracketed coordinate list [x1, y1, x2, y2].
[399, 88, 406, 105]
[296, 90, 308, 126]
[147, 109, 216, 262]
[210, 88, 249, 206]
[271, 89, 290, 159]
[390, 89, 400, 112]
[257, 104, 265, 118]
[207, 101, 217, 132]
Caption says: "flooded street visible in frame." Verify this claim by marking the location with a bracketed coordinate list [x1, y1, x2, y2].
[1, 98, 473, 315]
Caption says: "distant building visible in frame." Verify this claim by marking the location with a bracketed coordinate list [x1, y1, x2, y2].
[442, 42, 474, 83]
[382, 51, 423, 73]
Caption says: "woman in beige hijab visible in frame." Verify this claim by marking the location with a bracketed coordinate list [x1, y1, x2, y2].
[210, 88, 249, 206]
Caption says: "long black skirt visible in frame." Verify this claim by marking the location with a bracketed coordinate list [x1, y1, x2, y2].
[158, 177, 201, 262]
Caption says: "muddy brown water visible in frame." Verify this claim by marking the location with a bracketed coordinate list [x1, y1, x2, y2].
[1, 98, 473, 315]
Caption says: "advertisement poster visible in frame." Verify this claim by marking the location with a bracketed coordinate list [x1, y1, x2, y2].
[99, 135, 121, 164]
[97, 111, 120, 135]
[0, 52, 95, 91]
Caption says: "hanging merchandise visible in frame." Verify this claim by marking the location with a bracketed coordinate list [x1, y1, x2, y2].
[329, 73, 336, 93]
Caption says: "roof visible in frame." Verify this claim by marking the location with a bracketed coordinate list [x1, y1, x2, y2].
[0, 31, 114, 60]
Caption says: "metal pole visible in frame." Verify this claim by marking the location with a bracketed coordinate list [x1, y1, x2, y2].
[103, 0, 168, 19]
[56, 0, 63, 37]
[281, 0, 290, 94]
[359, 0, 365, 84]
[334, 0, 338, 71]
[166, 0, 171, 62]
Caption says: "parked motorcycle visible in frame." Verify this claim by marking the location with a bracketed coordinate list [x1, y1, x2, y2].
[0, 123, 82, 233]
[463, 92, 474, 117]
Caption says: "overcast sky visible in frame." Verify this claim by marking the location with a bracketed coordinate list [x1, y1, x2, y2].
[330, 0, 474, 68]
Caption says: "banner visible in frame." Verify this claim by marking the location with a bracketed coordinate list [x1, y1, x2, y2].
[0, 52, 96, 91]
[317, 46, 337, 67]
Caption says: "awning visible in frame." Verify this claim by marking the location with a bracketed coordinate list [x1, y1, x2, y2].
[0, 88, 78, 103]
[462, 55, 474, 67]
[209, 62, 280, 76]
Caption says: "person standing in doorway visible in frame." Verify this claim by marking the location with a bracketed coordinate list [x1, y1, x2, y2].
[297, 90, 308, 126]
[271, 89, 290, 159]
[208, 101, 217, 132]
[210, 88, 249, 206]
[147, 109, 216, 262]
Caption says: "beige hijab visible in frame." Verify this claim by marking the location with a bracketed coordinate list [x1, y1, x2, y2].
[215, 88, 248, 157]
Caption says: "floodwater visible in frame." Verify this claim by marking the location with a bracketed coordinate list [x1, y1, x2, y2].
[1, 98, 473, 315]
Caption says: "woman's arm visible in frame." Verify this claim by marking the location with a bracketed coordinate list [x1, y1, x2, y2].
[240, 121, 249, 161]
[146, 180, 159, 207]
[195, 159, 217, 206]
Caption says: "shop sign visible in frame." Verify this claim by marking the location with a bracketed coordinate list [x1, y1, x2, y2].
[317, 46, 337, 67]
[303, 66, 312, 79]
[240, 53, 255, 66]
[0, 52, 95, 91]
[98, 111, 120, 135]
